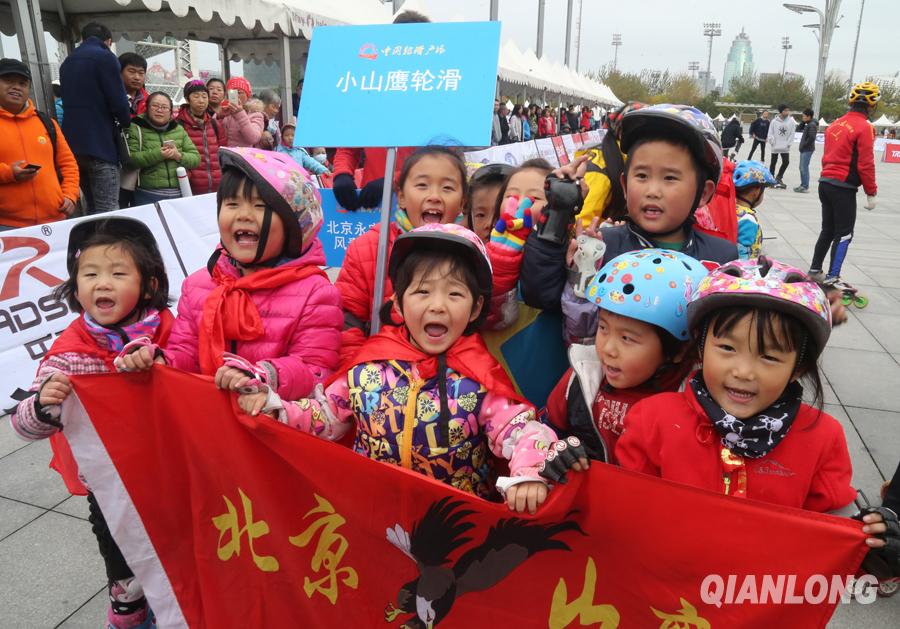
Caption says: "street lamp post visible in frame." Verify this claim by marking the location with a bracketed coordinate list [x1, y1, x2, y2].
[611, 33, 622, 71]
[688, 61, 700, 80]
[703, 22, 722, 95]
[781, 36, 793, 79]
[784, 2, 842, 118]
[848, 0, 866, 88]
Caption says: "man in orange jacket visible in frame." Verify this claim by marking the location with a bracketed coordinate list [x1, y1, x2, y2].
[0, 59, 80, 229]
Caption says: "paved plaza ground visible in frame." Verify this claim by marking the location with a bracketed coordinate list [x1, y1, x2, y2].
[1, 143, 898, 627]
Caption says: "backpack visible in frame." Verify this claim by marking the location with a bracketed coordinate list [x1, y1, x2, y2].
[35, 109, 63, 183]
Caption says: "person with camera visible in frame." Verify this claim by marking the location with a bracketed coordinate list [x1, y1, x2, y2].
[126, 91, 199, 205]
[0, 58, 79, 229]
[520, 105, 738, 343]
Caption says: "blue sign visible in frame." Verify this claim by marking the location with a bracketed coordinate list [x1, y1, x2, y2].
[296, 21, 501, 148]
[318, 189, 379, 267]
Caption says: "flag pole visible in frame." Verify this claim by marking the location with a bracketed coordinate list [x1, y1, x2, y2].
[370, 146, 398, 334]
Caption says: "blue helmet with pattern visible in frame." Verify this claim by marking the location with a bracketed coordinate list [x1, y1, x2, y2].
[585, 249, 711, 340]
[733, 160, 777, 189]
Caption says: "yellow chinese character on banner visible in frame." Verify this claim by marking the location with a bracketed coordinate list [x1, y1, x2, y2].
[650, 598, 710, 629]
[289, 494, 358, 605]
[549, 557, 620, 628]
[211, 488, 279, 572]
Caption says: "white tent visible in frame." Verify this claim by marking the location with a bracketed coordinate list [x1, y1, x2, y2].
[873, 114, 896, 127]
[714, 113, 726, 122]
[818, 117, 829, 127]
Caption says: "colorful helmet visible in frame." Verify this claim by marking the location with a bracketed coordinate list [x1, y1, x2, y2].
[620, 103, 723, 184]
[217, 147, 323, 260]
[607, 101, 646, 139]
[389, 224, 493, 326]
[585, 249, 710, 340]
[733, 160, 777, 189]
[687, 257, 831, 356]
[849, 82, 881, 107]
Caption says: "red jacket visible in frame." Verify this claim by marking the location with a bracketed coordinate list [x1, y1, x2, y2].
[332, 147, 416, 188]
[128, 88, 149, 116]
[694, 158, 738, 243]
[334, 223, 403, 361]
[175, 105, 225, 195]
[820, 109, 877, 196]
[538, 116, 556, 138]
[616, 384, 856, 512]
[580, 110, 592, 132]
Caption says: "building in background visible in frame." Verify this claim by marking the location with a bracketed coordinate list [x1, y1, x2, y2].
[722, 28, 754, 95]
[698, 70, 718, 94]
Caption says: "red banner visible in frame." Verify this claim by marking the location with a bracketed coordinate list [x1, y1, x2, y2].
[883, 142, 900, 163]
[64, 368, 867, 628]
[552, 136, 570, 166]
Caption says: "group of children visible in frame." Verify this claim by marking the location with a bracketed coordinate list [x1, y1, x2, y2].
[9, 103, 899, 628]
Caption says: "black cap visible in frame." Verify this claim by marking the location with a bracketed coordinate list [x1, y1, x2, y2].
[0, 58, 31, 81]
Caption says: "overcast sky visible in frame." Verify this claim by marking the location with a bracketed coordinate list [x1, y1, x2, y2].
[418, 0, 899, 84]
[2, 0, 896, 86]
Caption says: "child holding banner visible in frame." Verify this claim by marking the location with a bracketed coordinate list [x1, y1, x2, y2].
[239, 223, 588, 514]
[11, 216, 173, 629]
[120, 147, 343, 402]
[544, 249, 709, 464]
[616, 257, 897, 560]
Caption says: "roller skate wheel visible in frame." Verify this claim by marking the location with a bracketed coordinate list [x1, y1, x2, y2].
[841, 294, 852, 307]
[878, 579, 900, 598]
[853, 295, 868, 309]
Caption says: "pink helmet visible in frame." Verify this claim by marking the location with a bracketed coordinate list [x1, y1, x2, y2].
[218, 147, 323, 259]
[389, 224, 493, 326]
[687, 257, 831, 355]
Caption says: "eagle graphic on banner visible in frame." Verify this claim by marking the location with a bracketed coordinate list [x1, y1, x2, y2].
[384, 496, 583, 628]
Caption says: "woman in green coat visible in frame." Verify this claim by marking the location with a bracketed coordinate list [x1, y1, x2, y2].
[127, 91, 200, 205]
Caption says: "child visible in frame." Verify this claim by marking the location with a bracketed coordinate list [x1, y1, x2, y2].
[277, 123, 328, 175]
[121, 147, 342, 402]
[733, 160, 776, 259]
[239, 223, 587, 513]
[335, 145, 469, 360]
[467, 162, 513, 242]
[11, 217, 172, 629]
[310, 147, 331, 170]
[616, 257, 895, 553]
[545, 249, 709, 463]
[522, 104, 738, 339]
[496, 158, 552, 223]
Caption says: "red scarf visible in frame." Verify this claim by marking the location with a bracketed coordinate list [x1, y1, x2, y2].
[199, 262, 326, 375]
[45, 310, 174, 496]
[333, 324, 525, 405]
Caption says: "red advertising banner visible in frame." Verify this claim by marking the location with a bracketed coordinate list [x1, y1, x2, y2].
[883, 142, 900, 163]
[64, 368, 867, 628]
[551, 136, 569, 166]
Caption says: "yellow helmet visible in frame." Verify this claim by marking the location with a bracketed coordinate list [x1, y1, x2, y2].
[849, 82, 881, 107]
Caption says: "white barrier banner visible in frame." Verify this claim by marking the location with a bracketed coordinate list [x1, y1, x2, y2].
[155, 195, 220, 279]
[0, 205, 189, 409]
[561, 134, 577, 159]
[533, 138, 560, 167]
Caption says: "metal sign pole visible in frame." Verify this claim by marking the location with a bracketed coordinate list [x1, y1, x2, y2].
[369, 146, 398, 335]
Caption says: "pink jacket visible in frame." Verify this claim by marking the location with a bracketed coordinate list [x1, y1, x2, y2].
[219, 109, 264, 148]
[164, 240, 343, 400]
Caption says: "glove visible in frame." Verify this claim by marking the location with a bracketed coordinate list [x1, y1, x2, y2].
[332, 173, 361, 211]
[113, 336, 161, 372]
[852, 492, 900, 582]
[221, 352, 275, 394]
[359, 177, 385, 209]
[538, 436, 588, 484]
[864, 195, 876, 211]
[490, 195, 534, 253]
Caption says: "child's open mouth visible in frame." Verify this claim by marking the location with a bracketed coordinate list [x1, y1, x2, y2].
[95, 297, 115, 311]
[424, 323, 448, 339]
[641, 205, 664, 218]
[421, 209, 444, 224]
[604, 365, 622, 379]
[725, 386, 755, 403]
[234, 230, 259, 246]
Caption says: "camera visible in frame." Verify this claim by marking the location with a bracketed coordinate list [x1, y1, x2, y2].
[535, 174, 584, 245]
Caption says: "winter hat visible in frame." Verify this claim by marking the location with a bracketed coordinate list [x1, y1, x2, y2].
[183, 79, 208, 99]
[226, 76, 252, 97]
[217, 147, 323, 260]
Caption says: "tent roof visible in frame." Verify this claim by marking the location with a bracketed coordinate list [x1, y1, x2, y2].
[818, 117, 829, 127]
[873, 114, 896, 127]
[0, 0, 391, 54]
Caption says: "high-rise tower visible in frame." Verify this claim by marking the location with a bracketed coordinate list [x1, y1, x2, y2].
[722, 29, 754, 95]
